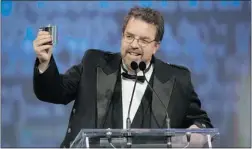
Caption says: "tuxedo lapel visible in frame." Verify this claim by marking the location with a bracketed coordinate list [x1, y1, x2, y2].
[96, 52, 121, 128]
[151, 58, 176, 128]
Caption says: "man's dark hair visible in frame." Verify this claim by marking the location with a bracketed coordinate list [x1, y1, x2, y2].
[122, 6, 164, 42]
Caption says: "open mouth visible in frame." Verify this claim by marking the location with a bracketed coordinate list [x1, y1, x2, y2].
[128, 52, 141, 56]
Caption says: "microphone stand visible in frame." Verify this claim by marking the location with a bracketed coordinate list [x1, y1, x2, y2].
[125, 62, 139, 148]
[166, 117, 172, 148]
[139, 61, 173, 148]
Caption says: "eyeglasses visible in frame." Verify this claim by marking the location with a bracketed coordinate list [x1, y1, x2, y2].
[123, 33, 156, 47]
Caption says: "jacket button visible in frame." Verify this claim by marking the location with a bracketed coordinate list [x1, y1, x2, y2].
[73, 108, 76, 114]
[68, 128, 71, 133]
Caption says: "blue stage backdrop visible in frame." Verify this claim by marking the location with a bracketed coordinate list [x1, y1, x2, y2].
[1, 1, 251, 148]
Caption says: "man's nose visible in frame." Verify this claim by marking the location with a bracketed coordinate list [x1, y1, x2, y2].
[131, 38, 140, 48]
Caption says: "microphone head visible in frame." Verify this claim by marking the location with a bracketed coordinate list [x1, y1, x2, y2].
[139, 61, 146, 71]
[130, 61, 138, 70]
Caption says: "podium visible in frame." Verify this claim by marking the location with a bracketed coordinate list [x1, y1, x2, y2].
[70, 128, 219, 148]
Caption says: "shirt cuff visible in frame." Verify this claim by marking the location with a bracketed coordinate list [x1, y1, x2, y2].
[38, 64, 50, 74]
[194, 122, 207, 128]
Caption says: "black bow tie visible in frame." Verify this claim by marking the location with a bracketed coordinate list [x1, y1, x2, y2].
[121, 72, 145, 83]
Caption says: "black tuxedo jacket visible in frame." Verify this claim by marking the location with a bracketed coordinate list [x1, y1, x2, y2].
[33, 49, 213, 148]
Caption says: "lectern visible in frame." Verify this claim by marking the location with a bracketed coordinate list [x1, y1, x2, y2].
[69, 128, 219, 148]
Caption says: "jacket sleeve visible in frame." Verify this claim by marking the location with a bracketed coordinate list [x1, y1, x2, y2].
[33, 52, 86, 105]
[182, 70, 214, 128]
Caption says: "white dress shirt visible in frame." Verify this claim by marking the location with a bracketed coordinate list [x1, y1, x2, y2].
[121, 63, 154, 129]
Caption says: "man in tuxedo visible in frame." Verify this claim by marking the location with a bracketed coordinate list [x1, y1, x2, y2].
[33, 7, 213, 148]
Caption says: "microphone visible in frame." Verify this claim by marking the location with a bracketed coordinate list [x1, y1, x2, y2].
[125, 61, 138, 147]
[139, 61, 172, 148]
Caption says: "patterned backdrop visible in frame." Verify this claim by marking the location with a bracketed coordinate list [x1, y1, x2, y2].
[1, 1, 251, 147]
